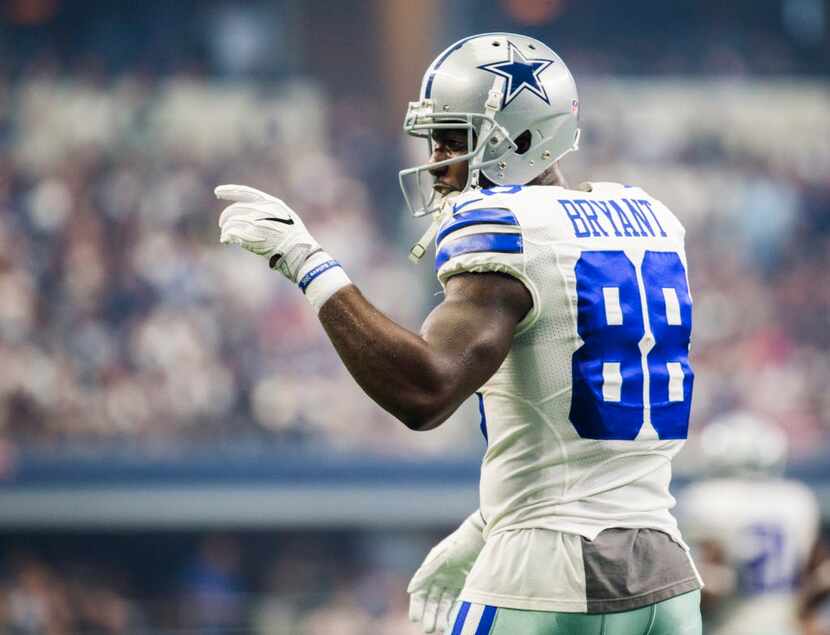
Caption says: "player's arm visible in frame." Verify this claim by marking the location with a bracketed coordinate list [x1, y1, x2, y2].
[216, 184, 531, 431]
[319, 271, 530, 430]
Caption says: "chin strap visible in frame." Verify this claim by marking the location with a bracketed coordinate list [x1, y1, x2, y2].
[409, 193, 459, 263]
[408, 216, 441, 263]
[467, 81, 505, 191]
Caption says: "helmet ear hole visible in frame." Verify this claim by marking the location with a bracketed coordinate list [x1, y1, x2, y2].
[514, 130, 532, 155]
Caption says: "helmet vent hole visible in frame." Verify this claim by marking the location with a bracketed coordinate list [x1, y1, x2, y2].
[492, 41, 501, 47]
[514, 130, 532, 155]
[528, 44, 536, 50]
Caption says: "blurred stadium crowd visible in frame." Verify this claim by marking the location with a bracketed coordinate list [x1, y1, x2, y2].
[1, 0, 829, 633]
[0, 72, 828, 459]
[0, 532, 425, 635]
[0, 71, 444, 457]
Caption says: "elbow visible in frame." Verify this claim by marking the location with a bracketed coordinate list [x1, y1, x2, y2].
[386, 360, 460, 431]
[394, 392, 454, 432]
[399, 412, 446, 432]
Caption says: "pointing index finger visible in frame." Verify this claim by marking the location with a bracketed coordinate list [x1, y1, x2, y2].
[214, 184, 276, 203]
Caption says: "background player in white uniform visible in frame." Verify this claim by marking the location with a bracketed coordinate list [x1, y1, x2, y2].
[217, 33, 702, 634]
[679, 412, 820, 635]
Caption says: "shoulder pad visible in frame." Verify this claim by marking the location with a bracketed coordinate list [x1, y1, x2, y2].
[438, 206, 518, 243]
[435, 205, 521, 271]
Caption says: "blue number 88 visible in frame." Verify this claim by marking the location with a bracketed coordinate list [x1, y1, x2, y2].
[570, 250, 693, 440]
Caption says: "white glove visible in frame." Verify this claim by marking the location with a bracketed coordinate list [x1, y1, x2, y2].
[408, 511, 486, 633]
[216, 184, 351, 312]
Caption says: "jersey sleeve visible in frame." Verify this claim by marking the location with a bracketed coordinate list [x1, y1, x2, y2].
[434, 203, 541, 333]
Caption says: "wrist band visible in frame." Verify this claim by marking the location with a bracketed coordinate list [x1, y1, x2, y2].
[298, 259, 341, 292]
[296, 252, 352, 313]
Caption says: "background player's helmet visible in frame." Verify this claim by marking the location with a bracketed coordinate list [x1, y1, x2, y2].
[700, 411, 789, 477]
[399, 32, 580, 217]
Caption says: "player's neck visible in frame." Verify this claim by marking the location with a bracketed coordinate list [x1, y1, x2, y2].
[528, 162, 568, 188]
[549, 163, 568, 188]
[478, 162, 568, 189]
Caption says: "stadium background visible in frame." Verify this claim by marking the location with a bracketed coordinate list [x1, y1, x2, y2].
[0, 0, 829, 632]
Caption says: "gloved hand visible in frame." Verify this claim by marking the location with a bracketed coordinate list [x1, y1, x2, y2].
[216, 184, 323, 282]
[408, 511, 486, 633]
[216, 184, 351, 312]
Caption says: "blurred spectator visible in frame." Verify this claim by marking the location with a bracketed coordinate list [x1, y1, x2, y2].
[0, 551, 144, 635]
[179, 535, 246, 634]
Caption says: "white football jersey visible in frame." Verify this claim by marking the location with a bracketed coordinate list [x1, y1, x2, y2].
[434, 182, 700, 611]
[679, 477, 820, 635]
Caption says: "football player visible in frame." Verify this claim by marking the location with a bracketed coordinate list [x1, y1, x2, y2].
[678, 412, 820, 635]
[218, 33, 702, 635]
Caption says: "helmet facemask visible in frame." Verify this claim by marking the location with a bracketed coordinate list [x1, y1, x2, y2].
[398, 81, 516, 219]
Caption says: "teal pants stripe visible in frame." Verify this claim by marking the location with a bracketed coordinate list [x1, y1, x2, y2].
[450, 590, 702, 635]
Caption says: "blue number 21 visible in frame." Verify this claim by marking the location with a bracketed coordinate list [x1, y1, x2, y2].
[570, 251, 693, 440]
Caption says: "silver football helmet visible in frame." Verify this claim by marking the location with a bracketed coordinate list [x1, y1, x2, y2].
[399, 32, 580, 221]
[700, 411, 789, 478]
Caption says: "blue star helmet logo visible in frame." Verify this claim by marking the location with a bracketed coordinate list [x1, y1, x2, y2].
[478, 41, 554, 109]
